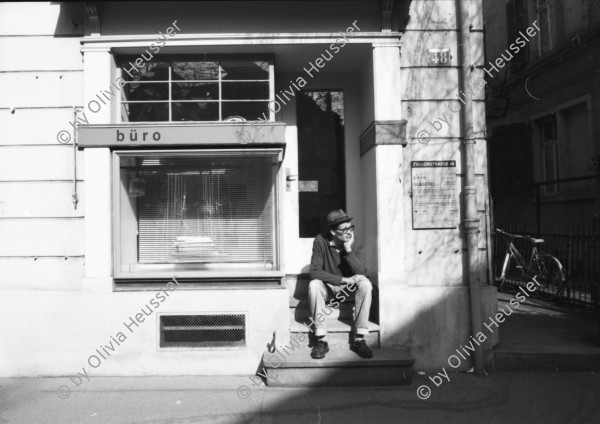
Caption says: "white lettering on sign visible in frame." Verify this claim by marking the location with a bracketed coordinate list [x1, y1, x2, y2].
[427, 49, 451, 66]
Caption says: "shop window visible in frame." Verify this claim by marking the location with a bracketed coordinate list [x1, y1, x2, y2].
[114, 149, 280, 279]
[119, 56, 272, 122]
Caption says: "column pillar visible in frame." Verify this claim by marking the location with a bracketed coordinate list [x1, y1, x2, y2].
[81, 47, 113, 292]
[359, 41, 407, 346]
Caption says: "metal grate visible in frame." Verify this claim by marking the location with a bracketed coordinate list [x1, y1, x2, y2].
[159, 314, 246, 349]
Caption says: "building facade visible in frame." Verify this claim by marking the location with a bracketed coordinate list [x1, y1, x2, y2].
[0, 0, 496, 378]
[484, 0, 600, 231]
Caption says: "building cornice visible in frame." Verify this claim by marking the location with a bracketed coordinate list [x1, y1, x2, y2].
[80, 32, 402, 50]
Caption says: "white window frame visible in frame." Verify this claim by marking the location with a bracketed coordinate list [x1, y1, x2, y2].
[112, 148, 283, 281]
[532, 95, 594, 197]
[116, 55, 276, 124]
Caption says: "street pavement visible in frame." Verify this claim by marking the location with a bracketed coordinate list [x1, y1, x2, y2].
[1, 371, 600, 423]
[2, 293, 600, 423]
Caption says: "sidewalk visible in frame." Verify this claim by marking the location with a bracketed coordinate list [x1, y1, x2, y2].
[2, 372, 600, 423]
[493, 291, 600, 371]
[2, 293, 600, 423]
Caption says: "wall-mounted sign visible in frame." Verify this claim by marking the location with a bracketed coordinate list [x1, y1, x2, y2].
[298, 181, 318, 192]
[427, 48, 451, 66]
[77, 123, 286, 148]
[411, 161, 458, 229]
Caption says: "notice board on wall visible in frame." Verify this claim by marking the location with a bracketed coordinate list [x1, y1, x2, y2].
[411, 161, 458, 229]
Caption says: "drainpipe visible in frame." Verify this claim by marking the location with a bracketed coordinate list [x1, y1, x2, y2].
[457, 0, 485, 375]
[72, 107, 80, 210]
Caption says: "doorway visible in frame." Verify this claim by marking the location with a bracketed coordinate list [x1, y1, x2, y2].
[296, 90, 346, 238]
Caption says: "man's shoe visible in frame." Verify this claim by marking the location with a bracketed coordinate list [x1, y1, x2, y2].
[311, 340, 329, 359]
[352, 339, 373, 358]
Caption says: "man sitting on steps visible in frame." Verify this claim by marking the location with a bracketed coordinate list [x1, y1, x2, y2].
[308, 209, 373, 359]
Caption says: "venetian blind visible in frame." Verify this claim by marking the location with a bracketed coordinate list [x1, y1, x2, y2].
[134, 154, 274, 268]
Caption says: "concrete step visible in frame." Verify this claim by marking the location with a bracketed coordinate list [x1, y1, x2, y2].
[262, 346, 414, 387]
[289, 304, 381, 347]
[286, 274, 310, 307]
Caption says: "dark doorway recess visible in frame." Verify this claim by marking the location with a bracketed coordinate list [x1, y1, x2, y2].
[296, 90, 346, 238]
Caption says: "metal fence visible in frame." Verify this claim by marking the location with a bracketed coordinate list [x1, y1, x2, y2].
[493, 221, 600, 308]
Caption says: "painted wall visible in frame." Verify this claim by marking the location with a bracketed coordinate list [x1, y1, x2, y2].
[375, 0, 496, 369]
[0, 0, 494, 376]
[0, 2, 85, 291]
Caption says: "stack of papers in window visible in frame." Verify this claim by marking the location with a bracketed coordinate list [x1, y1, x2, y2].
[170, 236, 230, 262]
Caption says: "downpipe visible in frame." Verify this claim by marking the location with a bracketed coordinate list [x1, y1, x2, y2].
[457, 0, 485, 375]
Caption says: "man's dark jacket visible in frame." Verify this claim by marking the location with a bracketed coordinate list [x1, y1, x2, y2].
[309, 233, 369, 285]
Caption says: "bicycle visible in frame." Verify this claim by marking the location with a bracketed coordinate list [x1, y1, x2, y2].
[494, 228, 568, 299]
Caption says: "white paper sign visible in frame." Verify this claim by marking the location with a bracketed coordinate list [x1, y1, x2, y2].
[411, 161, 458, 229]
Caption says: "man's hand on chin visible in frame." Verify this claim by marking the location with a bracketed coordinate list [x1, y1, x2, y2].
[343, 232, 354, 253]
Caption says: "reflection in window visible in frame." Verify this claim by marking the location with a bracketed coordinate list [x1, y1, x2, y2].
[119, 58, 271, 122]
[116, 151, 279, 276]
[541, 115, 558, 194]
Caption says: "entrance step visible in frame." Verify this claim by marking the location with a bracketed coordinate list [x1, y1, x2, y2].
[289, 304, 381, 347]
[262, 346, 414, 387]
[287, 274, 381, 347]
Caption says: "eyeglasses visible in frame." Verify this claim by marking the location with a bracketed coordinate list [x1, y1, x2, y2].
[336, 225, 355, 234]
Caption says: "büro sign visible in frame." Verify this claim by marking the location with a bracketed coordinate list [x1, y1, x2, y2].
[77, 123, 287, 148]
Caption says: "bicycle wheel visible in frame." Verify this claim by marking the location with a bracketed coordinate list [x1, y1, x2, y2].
[535, 254, 566, 298]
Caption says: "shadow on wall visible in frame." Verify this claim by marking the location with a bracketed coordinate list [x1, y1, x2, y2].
[53, 2, 86, 36]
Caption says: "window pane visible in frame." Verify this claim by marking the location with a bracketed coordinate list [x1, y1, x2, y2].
[542, 117, 556, 141]
[220, 60, 269, 80]
[117, 153, 276, 273]
[172, 61, 220, 81]
[222, 81, 269, 100]
[539, 8, 550, 53]
[172, 102, 219, 121]
[122, 82, 169, 101]
[124, 102, 170, 121]
[222, 102, 269, 121]
[172, 82, 218, 100]
[544, 145, 558, 193]
[122, 61, 170, 82]
[119, 57, 273, 122]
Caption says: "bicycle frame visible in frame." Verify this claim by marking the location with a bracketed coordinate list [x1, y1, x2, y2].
[496, 229, 567, 295]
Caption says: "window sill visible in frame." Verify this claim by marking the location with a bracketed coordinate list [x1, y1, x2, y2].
[114, 273, 284, 291]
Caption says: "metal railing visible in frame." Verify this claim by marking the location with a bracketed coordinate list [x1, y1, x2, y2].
[493, 222, 600, 307]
